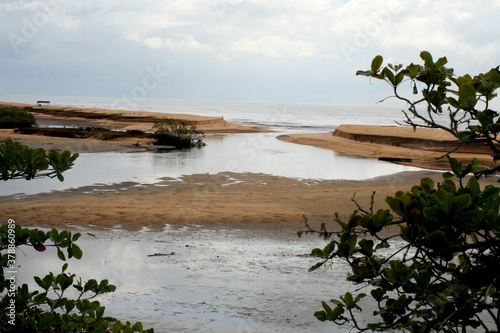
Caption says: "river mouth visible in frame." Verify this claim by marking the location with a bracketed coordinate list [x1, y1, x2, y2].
[16, 225, 379, 332]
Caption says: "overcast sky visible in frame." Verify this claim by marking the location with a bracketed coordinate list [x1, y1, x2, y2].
[1, 0, 499, 105]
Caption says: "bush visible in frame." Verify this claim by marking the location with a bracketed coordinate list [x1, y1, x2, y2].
[0, 108, 36, 129]
[152, 120, 205, 148]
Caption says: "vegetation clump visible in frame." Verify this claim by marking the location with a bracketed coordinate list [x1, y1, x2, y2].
[152, 120, 205, 148]
[0, 108, 36, 129]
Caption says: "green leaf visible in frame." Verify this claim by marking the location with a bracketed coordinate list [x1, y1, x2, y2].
[371, 55, 383, 73]
[382, 67, 396, 86]
[71, 244, 83, 259]
[371, 288, 384, 302]
[420, 51, 434, 66]
[96, 305, 106, 319]
[314, 310, 328, 321]
[309, 262, 324, 272]
[442, 171, 454, 179]
[343, 292, 354, 309]
[420, 177, 435, 191]
[57, 248, 66, 261]
[448, 156, 463, 177]
[459, 83, 477, 108]
[427, 293, 447, 307]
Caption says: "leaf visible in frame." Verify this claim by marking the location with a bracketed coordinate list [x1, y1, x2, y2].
[382, 67, 396, 86]
[448, 156, 463, 177]
[371, 288, 384, 302]
[427, 293, 446, 307]
[71, 244, 83, 260]
[371, 55, 383, 73]
[321, 301, 333, 315]
[420, 51, 434, 66]
[309, 262, 324, 272]
[420, 177, 435, 191]
[459, 83, 477, 108]
[457, 131, 479, 142]
[343, 292, 355, 309]
[57, 248, 66, 261]
[405, 63, 422, 78]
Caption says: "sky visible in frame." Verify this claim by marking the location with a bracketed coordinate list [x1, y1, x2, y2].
[1, 0, 499, 106]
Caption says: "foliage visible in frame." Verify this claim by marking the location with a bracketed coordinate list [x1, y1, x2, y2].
[304, 158, 500, 332]
[152, 120, 205, 149]
[0, 108, 36, 129]
[0, 139, 79, 181]
[16, 126, 148, 141]
[357, 51, 500, 177]
[303, 52, 500, 332]
[0, 223, 154, 333]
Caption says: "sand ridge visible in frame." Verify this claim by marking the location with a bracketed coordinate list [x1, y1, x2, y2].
[277, 125, 498, 171]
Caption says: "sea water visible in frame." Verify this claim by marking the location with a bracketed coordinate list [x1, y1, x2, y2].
[0, 95, 421, 196]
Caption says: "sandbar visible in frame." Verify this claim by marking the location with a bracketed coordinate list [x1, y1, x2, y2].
[278, 125, 498, 171]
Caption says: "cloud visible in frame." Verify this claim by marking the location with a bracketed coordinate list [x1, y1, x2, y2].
[230, 36, 320, 58]
[1, 0, 499, 104]
[142, 34, 212, 51]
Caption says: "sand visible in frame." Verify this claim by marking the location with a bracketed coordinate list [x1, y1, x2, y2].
[2, 103, 499, 232]
[0, 171, 448, 233]
[278, 125, 498, 171]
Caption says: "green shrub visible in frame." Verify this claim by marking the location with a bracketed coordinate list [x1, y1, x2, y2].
[126, 129, 146, 136]
[152, 120, 205, 148]
[0, 108, 36, 129]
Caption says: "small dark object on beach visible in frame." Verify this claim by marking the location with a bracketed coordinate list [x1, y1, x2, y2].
[378, 157, 413, 163]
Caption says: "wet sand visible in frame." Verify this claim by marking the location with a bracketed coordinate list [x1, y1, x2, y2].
[2, 171, 498, 234]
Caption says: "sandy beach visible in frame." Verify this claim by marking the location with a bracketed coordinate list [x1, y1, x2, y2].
[1, 103, 498, 232]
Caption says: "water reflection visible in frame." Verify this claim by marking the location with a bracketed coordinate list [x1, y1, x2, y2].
[15, 227, 357, 333]
[1, 133, 421, 196]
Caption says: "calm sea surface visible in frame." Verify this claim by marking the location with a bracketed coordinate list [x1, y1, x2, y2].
[0, 95, 420, 195]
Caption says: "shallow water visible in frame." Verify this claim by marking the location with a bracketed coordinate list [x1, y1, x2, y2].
[1, 133, 420, 196]
[16, 226, 396, 332]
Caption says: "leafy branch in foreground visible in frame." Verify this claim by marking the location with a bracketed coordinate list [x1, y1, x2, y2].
[0, 224, 154, 333]
[0, 139, 79, 181]
[302, 52, 500, 332]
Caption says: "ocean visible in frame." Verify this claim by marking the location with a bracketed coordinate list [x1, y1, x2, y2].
[0, 95, 421, 196]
